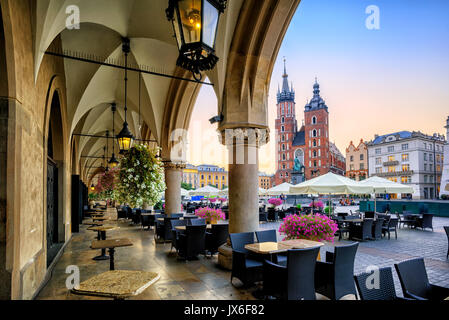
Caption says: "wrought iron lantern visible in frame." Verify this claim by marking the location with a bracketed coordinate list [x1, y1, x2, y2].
[166, 0, 227, 80]
[109, 104, 120, 167]
[116, 38, 135, 154]
[90, 184, 95, 191]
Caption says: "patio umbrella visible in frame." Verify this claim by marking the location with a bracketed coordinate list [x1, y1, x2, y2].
[188, 185, 220, 196]
[180, 188, 189, 197]
[266, 182, 296, 196]
[218, 188, 228, 196]
[289, 172, 374, 215]
[358, 176, 414, 212]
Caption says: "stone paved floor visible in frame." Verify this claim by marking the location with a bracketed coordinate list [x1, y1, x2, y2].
[36, 208, 449, 300]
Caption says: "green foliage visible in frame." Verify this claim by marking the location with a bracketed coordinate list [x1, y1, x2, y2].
[181, 182, 193, 190]
[115, 144, 165, 208]
[154, 200, 163, 210]
[324, 206, 334, 214]
[296, 203, 302, 209]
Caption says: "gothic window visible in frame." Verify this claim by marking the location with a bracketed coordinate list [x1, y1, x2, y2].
[312, 129, 317, 137]
[312, 116, 317, 124]
[281, 117, 284, 123]
[281, 135, 284, 142]
[282, 153, 286, 161]
[313, 140, 317, 147]
[313, 151, 317, 158]
[281, 126, 284, 132]
[282, 144, 285, 151]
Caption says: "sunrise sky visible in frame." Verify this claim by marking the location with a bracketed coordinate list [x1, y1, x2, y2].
[187, 0, 449, 174]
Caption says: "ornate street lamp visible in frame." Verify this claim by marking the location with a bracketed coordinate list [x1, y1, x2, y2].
[91, 184, 95, 191]
[116, 38, 135, 154]
[166, 0, 227, 80]
[109, 104, 120, 168]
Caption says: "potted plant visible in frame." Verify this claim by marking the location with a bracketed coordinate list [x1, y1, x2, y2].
[268, 197, 283, 209]
[194, 207, 226, 224]
[278, 213, 338, 242]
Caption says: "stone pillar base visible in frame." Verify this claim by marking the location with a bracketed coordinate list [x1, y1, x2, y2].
[218, 244, 232, 270]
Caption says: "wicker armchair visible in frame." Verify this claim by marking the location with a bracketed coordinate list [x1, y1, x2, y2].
[354, 267, 411, 300]
[371, 218, 384, 240]
[414, 213, 434, 231]
[229, 232, 263, 287]
[315, 242, 359, 300]
[177, 225, 206, 260]
[205, 224, 229, 257]
[349, 219, 374, 241]
[395, 257, 449, 300]
[255, 230, 287, 265]
[382, 218, 398, 240]
[263, 247, 320, 300]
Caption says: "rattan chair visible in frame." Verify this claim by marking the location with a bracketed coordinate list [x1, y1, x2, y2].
[371, 218, 384, 240]
[263, 247, 320, 300]
[354, 267, 410, 300]
[205, 224, 229, 257]
[395, 257, 449, 300]
[255, 230, 287, 265]
[177, 225, 206, 260]
[382, 218, 398, 240]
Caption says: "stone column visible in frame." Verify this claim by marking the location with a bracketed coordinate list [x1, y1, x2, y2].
[218, 128, 269, 269]
[163, 162, 185, 216]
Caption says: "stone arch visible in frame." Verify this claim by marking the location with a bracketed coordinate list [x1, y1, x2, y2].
[43, 76, 68, 267]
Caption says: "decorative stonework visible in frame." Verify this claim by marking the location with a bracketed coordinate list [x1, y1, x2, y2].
[162, 161, 187, 171]
[219, 127, 270, 148]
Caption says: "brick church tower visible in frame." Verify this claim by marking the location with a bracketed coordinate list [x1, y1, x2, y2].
[274, 59, 296, 185]
[303, 79, 330, 180]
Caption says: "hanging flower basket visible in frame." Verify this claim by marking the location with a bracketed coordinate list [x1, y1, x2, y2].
[268, 197, 283, 208]
[194, 207, 226, 224]
[278, 214, 338, 242]
[115, 144, 165, 208]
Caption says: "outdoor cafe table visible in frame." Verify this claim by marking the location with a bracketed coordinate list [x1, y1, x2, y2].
[91, 239, 133, 271]
[92, 216, 108, 221]
[175, 223, 229, 231]
[87, 225, 119, 261]
[245, 239, 325, 261]
[71, 270, 160, 300]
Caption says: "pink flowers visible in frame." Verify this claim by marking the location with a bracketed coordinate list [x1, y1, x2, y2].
[194, 207, 226, 221]
[268, 198, 283, 206]
[278, 214, 338, 242]
[312, 200, 324, 209]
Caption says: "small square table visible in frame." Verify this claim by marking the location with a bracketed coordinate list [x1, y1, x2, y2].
[91, 239, 133, 270]
[87, 226, 119, 260]
[71, 270, 160, 300]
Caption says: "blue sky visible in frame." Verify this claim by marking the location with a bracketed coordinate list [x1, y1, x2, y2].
[189, 0, 449, 173]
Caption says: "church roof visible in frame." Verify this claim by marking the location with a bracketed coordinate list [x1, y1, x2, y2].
[277, 58, 295, 103]
[292, 128, 305, 146]
[305, 78, 328, 112]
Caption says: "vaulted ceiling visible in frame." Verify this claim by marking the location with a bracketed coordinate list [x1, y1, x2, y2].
[34, 0, 245, 179]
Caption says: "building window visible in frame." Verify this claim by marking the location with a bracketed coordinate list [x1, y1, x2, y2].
[388, 166, 395, 173]
[437, 165, 441, 171]
[429, 164, 433, 172]
[281, 126, 284, 132]
[388, 155, 395, 162]
[312, 129, 317, 137]
[314, 160, 317, 167]
[375, 148, 381, 155]
[424, 153, 427, 161]
[281, 135, 284, 142]
[313, 151, 317, 158]
[281, 117, 284, 123]
[402, 154, 409, 162]
[312, 116, 317, 125]
[350, 164, 354, 171]
[360, 163, 364, 170]
[282, 154, 286, 161]
[360, 154, 364, 161]
[375, 167, 382, 174]
[387, 146, 394, 153]
[286, 172, 289, 177]
[401, 143, 408, 150]
[350, 155, 354, 162]
[401, 176, 411, 184]
[375, 157, 381, 165]
[424, 163, 427, 171]
[402, 164, 410, 172]
[313, 140, 317, 147]
[282, 144, 285, 151]
[424, 175, 428, 183]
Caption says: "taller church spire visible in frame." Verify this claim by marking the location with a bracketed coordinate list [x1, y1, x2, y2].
[277, 58, 295, 103]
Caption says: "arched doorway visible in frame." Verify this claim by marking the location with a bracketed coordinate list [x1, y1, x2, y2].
[46, 91, 65, 267]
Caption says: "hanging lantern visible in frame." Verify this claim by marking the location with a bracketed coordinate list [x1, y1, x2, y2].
[116, 39, 135, 154]
[109, 103, 120, 167]
[109, 153, 119, 168]
[91, 184, 95, 191]
[166, 0, 227, 79]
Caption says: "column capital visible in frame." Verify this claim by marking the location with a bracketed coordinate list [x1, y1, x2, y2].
[218, 126, 270, 148]
[162, 161, 186, 170]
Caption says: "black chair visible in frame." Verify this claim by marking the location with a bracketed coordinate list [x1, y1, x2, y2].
[267, 208, 278, 221]
[132, 209, 142, 225]
[414, 213, 433, 231]
[371, 218, 384, 240]
[382, 218, 398, 240]
[337, 212, 348, 218]
[205, 224, 229, 257]
[364, 211, 374, 219]
[263, 247, 320, 300]
[315, 242, 359, 300]
[156, 217, 180, 241]
[394, 258, 449, 300]
[255, 230, 287, 265]
[349, 219, 374, 241]
[334, 219, 349, 241]
[259, 212, 268, 223]
[170, 219, 188, 253]
[354, 267, 410, 300]
[177, 225, 206, 260]
[140, 214, 150, 229]
[188, 218, 206, 226]
[126, 206, 133, 220]
[117, 208, 127, 219]
[400, 211, 416, 228]
[229, 232, 263, 287]
[170, 213, 184, 219]
[444, 226, 449, 259]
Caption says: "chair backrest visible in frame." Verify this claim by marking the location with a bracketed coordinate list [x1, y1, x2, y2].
[286, 247, 321, 300]
[331, 242, 359, 300]
[185, 225, 207, 253]
[170, 219, 187, 230]
[362, 219, 374, 235]
[209, 224, 229, 248]
[444, 226, 449, 240]
[373, 218, 384, 237]
[255, 230, 277, 243]
[354, 267, 397, 300]
[229, 232, 255, 252]
[422, 214, 433, 228]
[188, 218, 206, 226]
[395, 258, 431, 299]
[388, 218, 398, 229]
[364, 211, 375, 219]
[170, 213, 184, 218]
